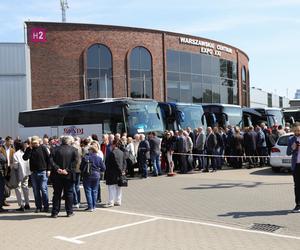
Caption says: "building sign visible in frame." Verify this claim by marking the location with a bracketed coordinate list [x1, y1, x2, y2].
[30, 28, 47, 43]
[179, 37, 232, 57]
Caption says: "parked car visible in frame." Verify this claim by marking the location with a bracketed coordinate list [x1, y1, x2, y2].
[270, 133, 293, 172]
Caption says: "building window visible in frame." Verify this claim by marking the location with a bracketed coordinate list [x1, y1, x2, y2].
[242, 66, 247, 107]
[167, 49, 238, 104]
[86, 44, 113, 98]
[129, 47, 153, 98]
[279, 96, 283, 108]
[268, 93, 272, 107]
[242, 66, 247, 83]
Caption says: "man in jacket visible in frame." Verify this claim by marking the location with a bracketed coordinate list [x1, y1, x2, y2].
[243, 126, 257, 168]
[287, 124, 300, 213]
[0, 152, 7, 212]
[50, 136, 79, 218]
[177, 130, 188, 174]
[23, 136, 50, 213]
[256, 125, 267, 167]
[194, 127, 206, 170]
[0, 136, 15, 206]
[213, 127, 224, 170]
[204, 127, 217, 172]
[148, 132, 162, 176]
[138, 134, 150, 178]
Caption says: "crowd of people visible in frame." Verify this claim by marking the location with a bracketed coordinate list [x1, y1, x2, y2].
[0, 122, 295, 215]
[0, 134, 127, 217]
[160, 123, 290, 174]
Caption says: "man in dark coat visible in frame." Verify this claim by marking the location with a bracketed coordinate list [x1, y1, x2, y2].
[204, 127, 217, 172]
[137, 134, 150, 178]
[0, 152, 6, 212]
[256, 125, 268, 166]
[214, 127, 224, 170]
[231, 127, 244, 169]
[243, 126, 257, 168]
[177, 130, 188, 174]
[50, 136, 79, 218]
[287, 124, 300, 213]
[23, 136, 50, 213]
[148, 132, 162, 176]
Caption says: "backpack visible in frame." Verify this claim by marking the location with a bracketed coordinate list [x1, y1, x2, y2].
[81, 157, 92, 177]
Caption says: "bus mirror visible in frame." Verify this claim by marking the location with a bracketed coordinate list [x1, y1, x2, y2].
[290, 116, 295, 124]
[221, 112, 228, 121]
[156, 107, 161, 120]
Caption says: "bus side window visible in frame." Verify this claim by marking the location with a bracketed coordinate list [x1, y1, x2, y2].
[116, 122, 124, 134]
[103, 120, 112, 134]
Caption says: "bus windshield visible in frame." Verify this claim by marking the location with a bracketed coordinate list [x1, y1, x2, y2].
[223, 107, 243, 127]
[176, 105, 205, 130]
[126, 103, 163, 135]
[265, 109, 285, 127]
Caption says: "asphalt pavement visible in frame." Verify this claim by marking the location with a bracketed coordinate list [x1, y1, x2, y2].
[1, 167, 299, 250]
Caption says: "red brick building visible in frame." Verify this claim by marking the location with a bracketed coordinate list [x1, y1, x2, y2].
[26, 22, 250, 109]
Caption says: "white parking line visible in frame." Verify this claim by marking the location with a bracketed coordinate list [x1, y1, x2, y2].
[54, 217, 159, 244]
[54, 208, 300, 244]
[102, 209, 300, 241]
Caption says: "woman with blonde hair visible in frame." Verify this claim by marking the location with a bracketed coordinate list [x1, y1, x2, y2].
[80, 142, 106, 212]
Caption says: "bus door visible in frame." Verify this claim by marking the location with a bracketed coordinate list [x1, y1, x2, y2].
[242, 114, 252, 127]
[220, 112, 228, 128]
[175, 110, 185, 130]
[204, 112, 217, 128]
[266, 114, 276, 127]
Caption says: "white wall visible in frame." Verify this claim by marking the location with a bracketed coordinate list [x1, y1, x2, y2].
[250, 87, 268, 107]
[250, 87, 290, 108]
[0, 43, 31, 138]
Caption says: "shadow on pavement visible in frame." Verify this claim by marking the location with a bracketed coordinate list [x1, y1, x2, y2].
[0, 213, 48, 221]
[250, 168, 291, 176]
[183, 182, 291, 190]
[183, 182, 264, 190]
[218, 210, 290, 218]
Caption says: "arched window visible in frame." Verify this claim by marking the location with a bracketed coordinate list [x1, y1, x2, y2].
[86, 44, 112, 98]
[242, 66, 247, 106]
[242, 66, 247, 83]
[129, 47, 153, 98]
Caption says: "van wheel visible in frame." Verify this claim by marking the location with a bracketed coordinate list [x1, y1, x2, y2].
[272, 167, 281, 173]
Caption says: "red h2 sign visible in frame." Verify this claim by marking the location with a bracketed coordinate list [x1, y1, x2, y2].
[30, 28, 47, 42]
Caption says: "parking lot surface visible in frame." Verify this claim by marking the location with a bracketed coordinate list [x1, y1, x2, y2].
[1, 167, 300, 250]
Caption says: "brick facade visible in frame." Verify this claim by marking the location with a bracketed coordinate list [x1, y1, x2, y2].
[26, 22, 249, 109]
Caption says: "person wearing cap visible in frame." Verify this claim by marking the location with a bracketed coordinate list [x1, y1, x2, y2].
[23, 136, 51, 213]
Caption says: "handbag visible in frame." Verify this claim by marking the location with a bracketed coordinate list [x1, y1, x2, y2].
[128, 151, 137, 164]
[4, 183, 11, 198]
[6, 168, 19, 189]
[117, 174, 128, 187]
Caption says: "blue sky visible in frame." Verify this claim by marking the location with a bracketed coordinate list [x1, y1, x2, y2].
[0, 0, 299, 98]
